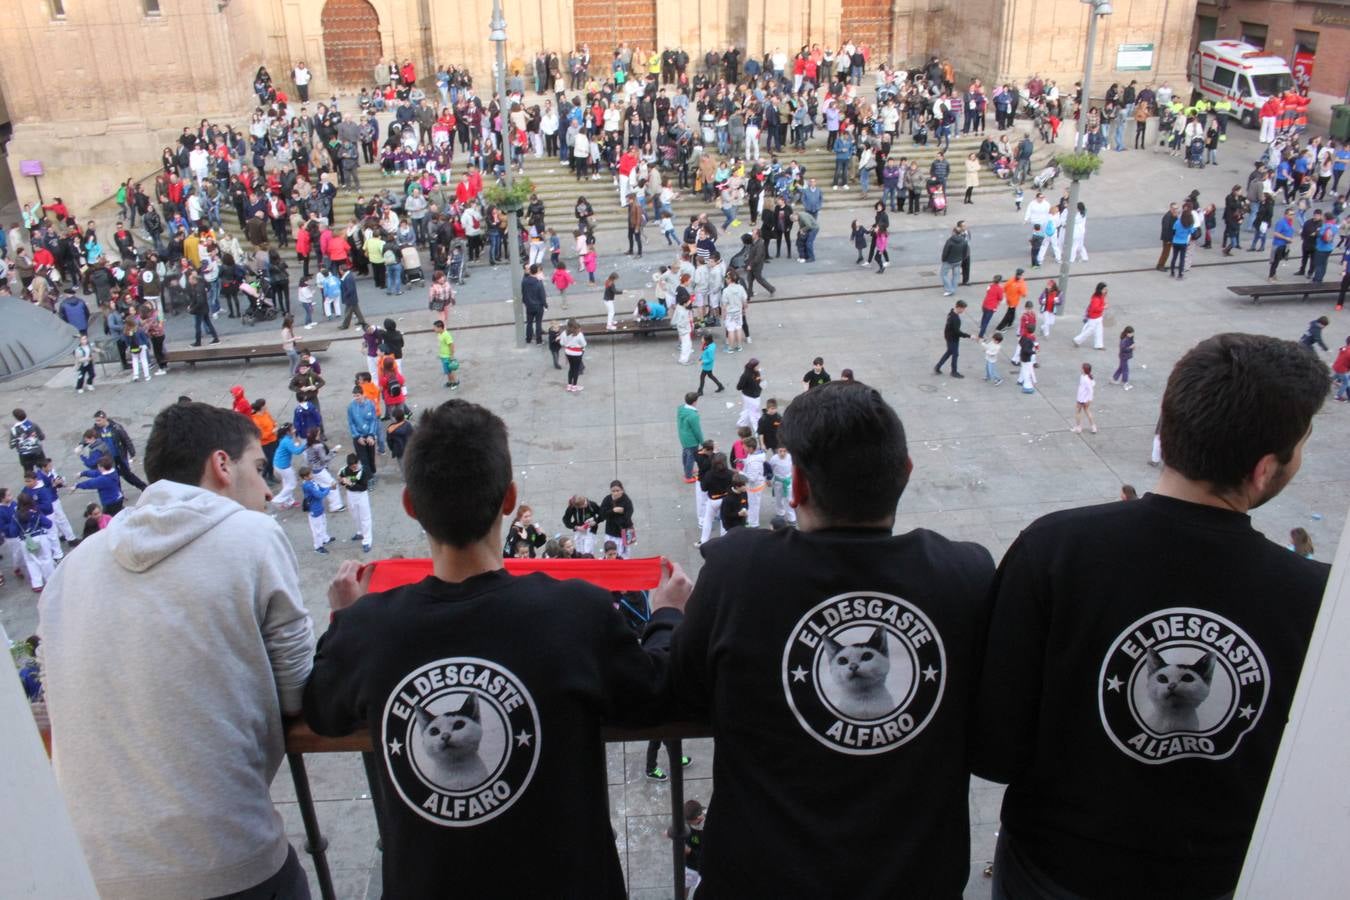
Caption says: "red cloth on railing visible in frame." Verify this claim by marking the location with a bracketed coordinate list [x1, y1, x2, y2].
[360, 557, 664, 593]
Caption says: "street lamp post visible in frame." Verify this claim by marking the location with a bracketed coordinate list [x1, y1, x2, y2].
[490, 0, 526, 347]
[1056, 0, 1111, 310]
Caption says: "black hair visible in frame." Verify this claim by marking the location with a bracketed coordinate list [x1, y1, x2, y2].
[403, 400, 512, 547]
[1160, 334, 1329, 491]
[144, 401, 261, 486]
[779, 381, 910, 523]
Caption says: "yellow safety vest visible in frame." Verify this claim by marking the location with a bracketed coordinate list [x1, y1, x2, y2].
[1214, 99, 1232, 112]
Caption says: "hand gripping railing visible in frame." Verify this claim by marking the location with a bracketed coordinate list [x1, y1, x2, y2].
[282, 718, 711, 900]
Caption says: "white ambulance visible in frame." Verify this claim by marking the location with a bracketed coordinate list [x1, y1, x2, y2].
[1189, 40, 1295, 127]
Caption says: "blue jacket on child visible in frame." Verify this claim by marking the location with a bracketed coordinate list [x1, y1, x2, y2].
[302, 480, 329, 518]
[293, 402, 323, 441]
[76, 470, 124, 507]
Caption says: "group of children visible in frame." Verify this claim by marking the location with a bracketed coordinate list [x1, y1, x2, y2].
[233, 346, 420, 555]
[0, 456, 122, 593]
[689, 395, 796, 545]
[501, 481, 637, 560]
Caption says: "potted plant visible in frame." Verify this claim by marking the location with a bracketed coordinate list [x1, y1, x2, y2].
[482, 177, 537, 212]
[1056, 151, 1103, 180]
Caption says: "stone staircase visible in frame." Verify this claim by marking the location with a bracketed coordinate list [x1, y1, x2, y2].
[342, 132, 1057, 234]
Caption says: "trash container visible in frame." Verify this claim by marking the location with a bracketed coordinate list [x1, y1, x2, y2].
[1331, 104, 1350, 142]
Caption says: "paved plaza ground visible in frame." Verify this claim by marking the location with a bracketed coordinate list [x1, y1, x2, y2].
[5, 122, 1349, 898]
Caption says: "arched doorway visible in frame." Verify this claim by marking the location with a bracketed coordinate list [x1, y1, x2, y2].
[322, 0, 383, 88]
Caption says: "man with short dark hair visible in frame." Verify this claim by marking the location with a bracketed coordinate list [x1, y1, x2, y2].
[304, 400, 690, 896]
[934, 300, 970, 377]
[40, 402, 315, 899]
[667, 381, 995, 895]
[339, 262, 367, 329]
[93, 410, 148, 491]
[521, 263, 548, 344]
[1157, 202, 1179, 270]
[974, 333, 1331, 899]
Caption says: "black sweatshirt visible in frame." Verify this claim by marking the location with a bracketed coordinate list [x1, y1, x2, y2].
[598, 492, 634, 536]
[736, 369, 763, 398]
[718, 489, 748, 529]
[972, 494, 1327, 899]
[667, 526, 995, 898]
[699, 468, 733, 500]
[304, 570, 682, 898]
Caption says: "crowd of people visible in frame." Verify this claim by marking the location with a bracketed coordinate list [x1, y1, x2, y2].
[7, 37, 1350, 900]
[15, 322, 1337, 899]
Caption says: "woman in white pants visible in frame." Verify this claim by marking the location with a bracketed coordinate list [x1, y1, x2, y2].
[1072, 283, 1109, 351]
[272, 427, 305, 509]
[673, 298, 694, 364]
[1070, 203, 1089, 261]
[735, 358, 764, 428]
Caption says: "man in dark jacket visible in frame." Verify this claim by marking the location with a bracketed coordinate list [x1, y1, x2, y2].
[1157, 202, 1179, 270]
[1295, 209, 1324, 277]
[744, 231, 775, 299]
[186, 270, 219, 347]
[974, 334, 1330, 900]
[1222, 185, 1246, 255]
[339, 263, 367, 329]
[304, 400, 689, 898]
[58, 289, 91, 335]
[940, 227, 968, 295]
[244, 210, 269, 248]
[521, 263, 548, 344]
[93, 409, 148, 491]
[934, 300, 970, 377]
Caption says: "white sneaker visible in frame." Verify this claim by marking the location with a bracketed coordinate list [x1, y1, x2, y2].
[1123, 384, 1133, 391]
[1070, 425, 1082, 433]
[77, 388, 84, 394]
[304, 323, 316, 329]
[154, 370, 165, 376]
[87, 384, 94, 391]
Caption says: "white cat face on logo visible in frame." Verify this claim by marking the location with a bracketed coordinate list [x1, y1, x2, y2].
[382, 657, 541, 827]
[783, 592, 946, 756]
[1099, 608, 1269, 764]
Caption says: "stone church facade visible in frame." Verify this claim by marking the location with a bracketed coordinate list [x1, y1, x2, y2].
[0, 0, 1196, 212]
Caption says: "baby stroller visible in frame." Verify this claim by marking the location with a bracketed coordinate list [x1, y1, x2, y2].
[447, 243, 467, 285]
[1032, 163, 1060, 191]
[239, 275, 277, 326]
[926, 177, 947, 215]
[1186, 136, 1205, 169]
[400, 244, 425, 286]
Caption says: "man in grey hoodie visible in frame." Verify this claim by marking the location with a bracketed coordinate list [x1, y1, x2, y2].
[39, 402, 316, 900]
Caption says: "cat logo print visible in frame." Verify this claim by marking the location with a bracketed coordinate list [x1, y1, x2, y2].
[1099, 608, 1271, 764]
[381, 657, 542, 826]
[782, 591, 947, 756]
